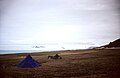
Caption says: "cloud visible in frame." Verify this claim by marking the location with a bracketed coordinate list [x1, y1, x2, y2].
[10, 40, 27, 44]
[0, 0, 120, 46]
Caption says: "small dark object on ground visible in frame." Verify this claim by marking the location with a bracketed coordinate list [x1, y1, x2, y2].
[48, 54, 62, 59]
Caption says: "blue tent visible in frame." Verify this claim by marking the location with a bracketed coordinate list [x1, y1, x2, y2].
[17, 55, 41, 68]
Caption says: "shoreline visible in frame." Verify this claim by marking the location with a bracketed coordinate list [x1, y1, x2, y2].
[0, 49, 87, 55]
[0, 48, 120, 55]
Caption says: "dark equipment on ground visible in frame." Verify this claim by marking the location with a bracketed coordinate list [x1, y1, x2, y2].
[48, 54, 62, 59]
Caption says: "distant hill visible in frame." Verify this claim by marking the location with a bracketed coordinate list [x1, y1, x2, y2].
[102, 38, 120, 48]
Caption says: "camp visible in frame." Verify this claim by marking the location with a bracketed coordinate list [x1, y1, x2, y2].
[17, 55, 41, 68]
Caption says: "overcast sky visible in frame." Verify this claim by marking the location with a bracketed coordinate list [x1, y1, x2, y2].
[0, 0, 120, 46]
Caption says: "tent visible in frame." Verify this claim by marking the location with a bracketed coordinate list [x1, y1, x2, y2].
[17, 55, 41, 68]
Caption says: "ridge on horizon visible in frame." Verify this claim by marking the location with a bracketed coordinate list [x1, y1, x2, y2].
[101, 38, 120, 48]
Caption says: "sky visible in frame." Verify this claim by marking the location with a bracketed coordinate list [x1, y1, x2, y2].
[0, 0, 120, 47]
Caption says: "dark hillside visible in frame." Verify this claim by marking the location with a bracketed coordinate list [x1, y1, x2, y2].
[102, 38, 120, 48]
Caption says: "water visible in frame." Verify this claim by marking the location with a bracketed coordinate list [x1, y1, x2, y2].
[0, 50, 54, 54]
[0, 44, 95, 54]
